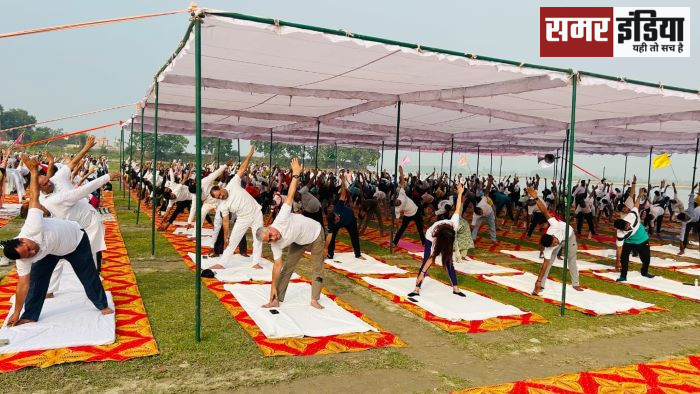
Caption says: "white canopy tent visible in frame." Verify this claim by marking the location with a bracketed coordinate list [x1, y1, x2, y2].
[124, 11, 700, 155]
[119, 9, 700, 338]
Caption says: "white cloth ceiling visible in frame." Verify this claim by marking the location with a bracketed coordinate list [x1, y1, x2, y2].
[126, 10, 700, 155]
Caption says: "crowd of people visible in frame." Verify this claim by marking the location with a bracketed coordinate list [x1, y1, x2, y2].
[1, 135, 699, 324]
[122, 147, 700, 305]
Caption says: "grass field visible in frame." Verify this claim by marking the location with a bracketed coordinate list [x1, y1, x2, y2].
[0, 184, 698, 392]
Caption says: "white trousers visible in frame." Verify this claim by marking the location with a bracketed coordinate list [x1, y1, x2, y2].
[222, 211, 264, 265]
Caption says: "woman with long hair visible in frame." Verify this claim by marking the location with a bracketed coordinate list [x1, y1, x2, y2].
[408, 181, 466, 297]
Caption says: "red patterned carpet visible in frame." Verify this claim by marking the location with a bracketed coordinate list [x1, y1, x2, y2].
[0, 192, 158, 372]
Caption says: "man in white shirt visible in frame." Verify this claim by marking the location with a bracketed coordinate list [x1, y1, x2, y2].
[2, 154, 112, 326]
[256, 158, 326, 309]
[526, 187, 582, 296]
[186, 161, 230, 229]
[210, 146, 264, 266]
[471, 175, 497, 243]
[392, 166, 426, 246]
[158, 166, 193, 231]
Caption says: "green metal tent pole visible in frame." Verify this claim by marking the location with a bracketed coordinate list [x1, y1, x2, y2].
[237, 138, 241, 163]
[269, 130, 273, 168]
[476, 146, 480, 177]
[380, 141, 384, 174]
[559, 130, 570, 217]
[602, 166, 606, 180]
[440, 151, 444, 176]
[120, 125, 124, 195]
[623, 153, 628, 185]
[560, 73, 578, 317]
[194, 14, 203, 342]
[390, 101, 401, 254]
[647, 147, 653, 191]
[302, 145, 305, 168]
[136, 106, 145, 224]
[334, 142, 338, 172]
[216, 138, 221, 166]
[448, 137, 454, 181]
[128, 119, 134, 209]
[490, 151, 493, 175]
[556, 149, 559, 185]
[314, 121, 320, 170]
[691, 137, 699, 189]
[151, 80, 159, 256]
[499, 155, 503, 179]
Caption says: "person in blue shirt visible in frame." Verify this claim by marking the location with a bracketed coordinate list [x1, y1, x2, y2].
[613, 176, 655, 282]
[325, 172, 365, 261]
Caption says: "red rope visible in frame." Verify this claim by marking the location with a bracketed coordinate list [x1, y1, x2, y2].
[0, 10, 188, 39]
[14, 121, 122, 149]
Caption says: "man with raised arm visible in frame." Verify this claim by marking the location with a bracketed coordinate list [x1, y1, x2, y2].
[613, 176, 655, 282]
[256, 158, 326, 310]
[38, 135, 96, 196]
[526, 187, 583, 296]
[391, 165, 426, 247]
[210, 146, 264, 266]
[2, 154, 112, 326]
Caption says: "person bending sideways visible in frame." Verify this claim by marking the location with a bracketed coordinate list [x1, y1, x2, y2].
[325, 172, 365, 261]
[408, 182, 466, 298]
[257, 159, 326, 310]
[527, 187, 583, 296]
[613, 176, 655, 282]
[392, 166, 426, 246]
[210, 146, 264, 268]
[3, 154, 112, 326]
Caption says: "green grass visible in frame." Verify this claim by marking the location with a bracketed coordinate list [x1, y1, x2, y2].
[0, 185, 698, 392]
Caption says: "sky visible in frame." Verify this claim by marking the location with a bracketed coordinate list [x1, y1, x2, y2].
[1, 0, 698, 184]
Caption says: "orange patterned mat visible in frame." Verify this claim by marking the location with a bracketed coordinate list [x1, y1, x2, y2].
[0, 194, 20, 229]
[0, 192, 158, 372]
[458, 354, 700, 393]
[129, 189, 405, 356]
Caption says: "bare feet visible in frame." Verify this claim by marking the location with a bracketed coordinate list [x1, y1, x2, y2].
[572, 285, 584, 291]
[45, 293, 54, 299]
[310, 300, 324, 309]
[357, 256, 366, 261]
[101, 307, 114, 315]
[262, 300, 280, 308]
[532, 282, 543, 296]
[252, 263, 263, 269]
[15, 319, 35, 326]
[210, 264, 225, 269]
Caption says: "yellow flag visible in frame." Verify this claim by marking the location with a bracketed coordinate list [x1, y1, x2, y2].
[652, 153, 671, 169]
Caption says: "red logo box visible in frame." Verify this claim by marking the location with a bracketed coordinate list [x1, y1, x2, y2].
[541, 7, 614, 57]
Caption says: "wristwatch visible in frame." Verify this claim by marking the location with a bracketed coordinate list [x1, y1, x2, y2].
[292, 174, 300, 179]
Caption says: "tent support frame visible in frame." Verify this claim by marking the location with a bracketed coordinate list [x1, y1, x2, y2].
[560, 73, 578, 317]
[151, 80, 159, 256]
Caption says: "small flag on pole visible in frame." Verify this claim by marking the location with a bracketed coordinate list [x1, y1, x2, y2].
[13, 131, 26, 145]
[652, 153, 671, 169]
[458, 155, 468, 166]
[400, 155, 410, 167]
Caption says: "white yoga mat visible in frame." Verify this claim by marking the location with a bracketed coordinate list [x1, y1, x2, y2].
[482, 272, 656, 315]
[410, 252, 521, 275]
[582, 248, 698, 268]
[677, 268, 700, 276]
[501, 250, 612, 271]
[593, 271, 700, 302]
[224, 282, 377, 338]
[0, 289, 115, 354]
[173, 227, 214, 236]
[362, 276, 527, 322]
[188, 252, 275, 270]
[325, 253, 407, 275]
[651, 244, 700, 260]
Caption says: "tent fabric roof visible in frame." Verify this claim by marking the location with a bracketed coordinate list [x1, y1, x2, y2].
[127, 11, 700, 155]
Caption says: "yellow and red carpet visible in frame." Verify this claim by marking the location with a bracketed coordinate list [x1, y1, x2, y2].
[458, 353, 700, 393]
[0, 192, 158, 372]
